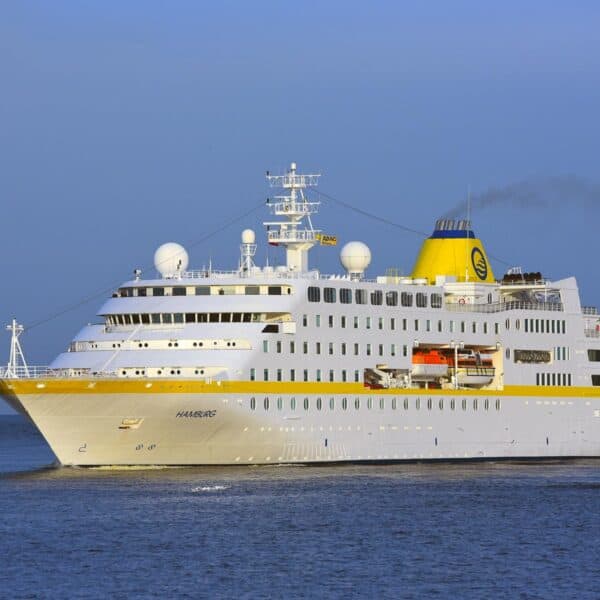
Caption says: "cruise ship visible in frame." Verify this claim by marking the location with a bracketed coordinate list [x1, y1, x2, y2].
[1, 162, 600, 466]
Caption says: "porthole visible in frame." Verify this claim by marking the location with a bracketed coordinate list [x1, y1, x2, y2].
[193, 342, 197, 347]
[157, 370, 162, 375]
[121, 370, 126, 375]
[232, 342, 236, 347]
[168, 342, 172, 347]
[199, 342, 204, 347]
[174, 342, 179, 347]
[170, 370, 175, 375]
[135, 370, 140, 375]
[138, 343, 143, 348]
[227, 342, 231, 347]
[144, 343, 148, 348]
[200, 370, 204, 375]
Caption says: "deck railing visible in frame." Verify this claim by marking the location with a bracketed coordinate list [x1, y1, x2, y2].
[445, 300, 563, 314]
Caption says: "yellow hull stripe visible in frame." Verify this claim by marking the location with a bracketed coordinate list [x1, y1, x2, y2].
[2, 378, 600, 398]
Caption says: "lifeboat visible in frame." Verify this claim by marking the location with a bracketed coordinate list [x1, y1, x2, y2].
[411, 349, 449, 380]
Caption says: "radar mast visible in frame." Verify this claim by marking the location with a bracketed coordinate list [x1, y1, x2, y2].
[264, 162, 321, 272]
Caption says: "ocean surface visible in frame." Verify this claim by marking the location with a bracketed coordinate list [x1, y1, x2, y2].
[1, 415, 599, 599]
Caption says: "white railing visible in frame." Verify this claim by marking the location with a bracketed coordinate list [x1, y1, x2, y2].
[582, 306, 598, 315]
[267, 229, 319, 243]
[0, 365, 52, 379]
[585, 329, 600, 338]
[446, 301, 564, 314]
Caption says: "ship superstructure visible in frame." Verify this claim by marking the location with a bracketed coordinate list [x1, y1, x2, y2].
[1, 163, 600, 466]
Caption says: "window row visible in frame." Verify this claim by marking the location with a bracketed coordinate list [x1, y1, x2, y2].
[536, 372, 572, 386]
[307, 287, 442, 308]
[250, 368, 361, 383]
[263, 340, 409, 358]
[117, 285, 292, 298]
[302, 314, 501, 335]
[105, 312, 281, 326]
[520, 318, 566, 334]
[249, 395, 501, 412]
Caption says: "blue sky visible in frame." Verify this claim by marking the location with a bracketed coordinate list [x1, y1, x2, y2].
[2, 2, 600, 412]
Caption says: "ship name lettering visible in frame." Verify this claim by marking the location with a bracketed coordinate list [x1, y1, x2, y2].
[176, 410, 217, 418]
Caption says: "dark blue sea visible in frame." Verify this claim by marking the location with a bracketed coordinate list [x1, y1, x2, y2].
[1, 414, 599, 599]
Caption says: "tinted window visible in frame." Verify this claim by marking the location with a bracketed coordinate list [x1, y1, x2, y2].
[195, 286, 210, 295]
[173, 287, 186, 296]
[324, 287, 336, 303]
[355, 289, 367, 304]
[416, 293, 428, 308]
[370, 290, 383, 305]
[340, 288, 352, 304]
[386, 291, 398, 306]
[245, 286, 260, 295]
[153, 287, 165, 297]
[308, 286, 321, 302]
[431, 293, 442, 308]
[268, 286, 282, 295]
[401, 292, 412, 307]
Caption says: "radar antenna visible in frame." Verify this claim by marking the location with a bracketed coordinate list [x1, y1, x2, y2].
[5, 319, 29, 378]
[264, 162, 322, 272]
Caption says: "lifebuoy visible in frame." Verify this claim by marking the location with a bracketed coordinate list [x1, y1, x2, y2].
[458, 298, 466, 305]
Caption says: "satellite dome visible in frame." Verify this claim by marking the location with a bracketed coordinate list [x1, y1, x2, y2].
[241, 229, 256, 244]
[340, 241, 371, 276]
[154, 242, 189, 278]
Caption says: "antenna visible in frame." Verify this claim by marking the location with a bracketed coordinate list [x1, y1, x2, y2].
[264, 162, 322, 272]
[465, 185, 471, 282]
[5, 319, 29, 378]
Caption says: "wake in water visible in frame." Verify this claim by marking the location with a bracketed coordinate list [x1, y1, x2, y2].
[191, 485, 229, 492]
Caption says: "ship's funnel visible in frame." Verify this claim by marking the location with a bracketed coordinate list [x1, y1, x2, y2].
[411, 219, 495, 284]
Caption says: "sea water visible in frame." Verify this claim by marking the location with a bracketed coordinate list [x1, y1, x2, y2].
[1, 415, 599, 599]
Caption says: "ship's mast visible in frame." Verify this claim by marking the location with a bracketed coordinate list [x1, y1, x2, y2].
[5, 319, 29, 378]
[264, 162, 321, 272]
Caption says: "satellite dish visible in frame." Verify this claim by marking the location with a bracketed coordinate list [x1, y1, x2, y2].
[154, 243, 189, 278]
[340, 241, 371, 277]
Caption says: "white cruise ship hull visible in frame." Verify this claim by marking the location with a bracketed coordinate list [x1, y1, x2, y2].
[3, 380, 600, 466]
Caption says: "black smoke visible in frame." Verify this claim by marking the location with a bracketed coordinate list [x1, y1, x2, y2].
[442, 175, 600, 220]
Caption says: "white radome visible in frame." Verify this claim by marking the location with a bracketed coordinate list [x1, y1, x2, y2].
[340, 241, 371, 274]
[154, 242, 189, 278]
[241, 229, 256, 244]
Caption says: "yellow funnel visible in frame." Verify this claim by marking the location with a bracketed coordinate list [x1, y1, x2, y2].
[411, 219, 495, 284]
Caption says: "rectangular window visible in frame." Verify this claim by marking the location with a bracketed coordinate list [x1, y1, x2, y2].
[250, 368, 256, 381]
[302, 314, 308, 327]
[416, 293, 428, 308]
[316, 342, 321, 355]
[245, 286, 260, 295]
[329, 370, 334, 382]
[308, 286, 321, 302]
[437, 320, 442, 332]
[353, 316, 359, 329]
[268, 286, 282, 295]
[370, 290, 383, 305]
[460, 321, 465, 333]
[340, 288, 352, 304]
[153, 287, 165, 297]
[173, 287, 186, 296]
[354, 343, 359, 355]
[324, 287, 336, 303]
[137, 288, 147, 297]
[185, 313, 195, 324]
[366, 317, 371, 329]
[151, 314, 161, 324]
[315, 315, 321, 327]
[277, 369, 282, 381]
[173, 314, 183, 324]
[221, 313, 231, 323]
[391, 344, 396, 356]
[483, 322, 488, 334]
[328, 342, 334, 355]
[401, 292, 413, 307]
[414, 319, 419, 331]
[341, 343, 347, 355]
[290, 369, 295, 381]
[290, 341, 295, 353]
[316, 369, 322, 382]
[403, 345, 408, 357]
[402, 318, 407, 331]
[328, 315, 334, 328]
[209, 313, 219, 323]
[263, 340, 269, 353]
[263, 369, 269, 381]
[276, 341, 282, 353]
[354, 370, 360, 382]
[426, 320, 431, 332]
[341, 316, 346, 328]
[378, 344, 384, 356]
[303, 342, 308, 354]
[162, 313, 172, 324]
[303, 369, 309, 382]
[472, 322, 477, 334]
[355, 289, 367, 304]
[378, 317, 384, 330]
[141, 314, 150, 325]
[366, 344, 372, 356]
[390, 318, 396, 330]
[386, 291, 398, 306]
[431, 293, 442, 308]
[341, 370, 347, 382]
